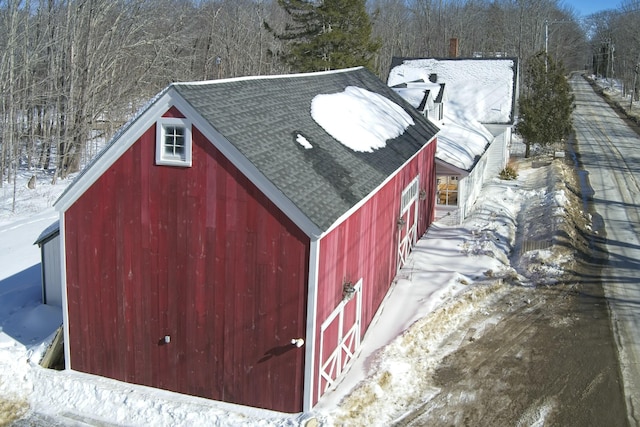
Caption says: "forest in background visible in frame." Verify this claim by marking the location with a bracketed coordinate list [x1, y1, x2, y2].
[0, 0, 638, 201]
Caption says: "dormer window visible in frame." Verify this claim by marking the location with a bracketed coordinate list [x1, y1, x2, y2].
[156, 117, 192, 167]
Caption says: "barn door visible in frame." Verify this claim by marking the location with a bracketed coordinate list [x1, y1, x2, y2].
[318, 279, 363, 398]
[397, 177, 420, 271]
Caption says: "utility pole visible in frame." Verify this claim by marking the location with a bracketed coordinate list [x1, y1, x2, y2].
[545, 19, 549, 57]
[631, 59, 639, 109]
[544, 19, 570, 72]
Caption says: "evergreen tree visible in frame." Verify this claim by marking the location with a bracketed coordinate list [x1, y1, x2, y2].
[516, 51, 575, 158]
[266, 0, 381, 72]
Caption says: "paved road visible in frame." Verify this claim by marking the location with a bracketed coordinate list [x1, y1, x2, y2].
[570, 74, 640, 426]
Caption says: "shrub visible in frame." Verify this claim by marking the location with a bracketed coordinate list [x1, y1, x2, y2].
[499, 164, 518, 180]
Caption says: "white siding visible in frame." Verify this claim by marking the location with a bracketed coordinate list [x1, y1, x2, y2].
[463, 155, 485, 220]
[483, 125, 511, 180]
[434, 126, 512, 226]
[42, 234, 63, 307]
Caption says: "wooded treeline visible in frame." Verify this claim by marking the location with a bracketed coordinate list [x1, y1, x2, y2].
[585, 0, 640, 100]
[0, 0, 290, 189]
[0, 0, 616, 192]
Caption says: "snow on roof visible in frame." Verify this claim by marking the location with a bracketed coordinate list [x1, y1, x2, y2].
[392, 85, 492, 171]
[296, 133, 313, 149]
[311, 86, 415, 153]
[392, 81, 443, 111]
[34, 220, 60, 245]
[388, 58, 516, 124]
[437, 111, 492, 171]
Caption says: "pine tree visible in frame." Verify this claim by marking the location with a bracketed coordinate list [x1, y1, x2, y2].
[516, 51, 575, 158]
[266, 0, 381, 72]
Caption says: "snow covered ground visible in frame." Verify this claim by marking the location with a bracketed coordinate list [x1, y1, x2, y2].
[0, 138, 572, 426]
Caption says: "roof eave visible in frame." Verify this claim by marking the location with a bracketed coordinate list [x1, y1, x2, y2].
[435, 157, 471, 175]
[54, 86, 176, 212]
[55, 85, 323, 239]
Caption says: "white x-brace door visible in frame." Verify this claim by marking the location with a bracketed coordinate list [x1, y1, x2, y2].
[318, 279, 362, 398]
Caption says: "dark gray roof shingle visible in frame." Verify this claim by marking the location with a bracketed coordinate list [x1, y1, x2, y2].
[173, 67, 437, 232]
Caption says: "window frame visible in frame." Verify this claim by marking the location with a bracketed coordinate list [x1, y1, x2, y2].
[156, 117, 192, 167]
[436, 175, 459, 206]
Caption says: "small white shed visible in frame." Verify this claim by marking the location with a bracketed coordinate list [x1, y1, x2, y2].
[34, 221, 62, 307]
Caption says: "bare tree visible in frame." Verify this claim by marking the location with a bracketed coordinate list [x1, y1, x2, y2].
[0, 0, 597, 193]
[0, 0, 21, 208]
[609, 1, 640, 99]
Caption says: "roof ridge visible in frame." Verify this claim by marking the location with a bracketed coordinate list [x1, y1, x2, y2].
[173, 66, 365, 87]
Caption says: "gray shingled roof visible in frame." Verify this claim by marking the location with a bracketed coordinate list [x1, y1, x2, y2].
[57, 67, 438, 234]
[173, 67, 438, 232]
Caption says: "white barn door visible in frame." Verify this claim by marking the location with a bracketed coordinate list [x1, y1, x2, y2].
[397, 177, 420, 270]
[318, 279, 363, 398]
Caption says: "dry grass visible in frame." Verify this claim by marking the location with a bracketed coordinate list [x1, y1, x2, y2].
[0, 398, 29, 426]
[499, 161, 519, 180]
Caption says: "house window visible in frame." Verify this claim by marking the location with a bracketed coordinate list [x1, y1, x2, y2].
[156, 118, 192, 167]
[437, 176, 458, 206]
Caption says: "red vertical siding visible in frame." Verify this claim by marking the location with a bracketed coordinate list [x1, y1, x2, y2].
[64, 121, 310, 412]
[313, 139, 437, 404]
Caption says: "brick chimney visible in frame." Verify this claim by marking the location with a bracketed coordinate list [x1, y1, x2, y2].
[449, 38, 459, 58]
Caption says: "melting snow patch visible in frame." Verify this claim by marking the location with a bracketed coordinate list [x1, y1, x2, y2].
[296, 134, 312, 149]
[517, 397, 556, 427]
[311, 86, 414, 153]
[554, 189, 569, 206]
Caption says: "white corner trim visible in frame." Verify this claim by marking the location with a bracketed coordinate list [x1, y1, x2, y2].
[59, 212, 71, 370]
[303, 237, 321, 411]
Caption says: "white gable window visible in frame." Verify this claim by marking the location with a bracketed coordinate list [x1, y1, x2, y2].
[156, 118, 192, 167]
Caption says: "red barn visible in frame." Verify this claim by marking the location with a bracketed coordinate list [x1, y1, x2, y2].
[54, 67, 438, 413]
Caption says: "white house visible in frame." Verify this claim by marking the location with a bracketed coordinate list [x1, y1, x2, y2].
[388, 57, 519, 225]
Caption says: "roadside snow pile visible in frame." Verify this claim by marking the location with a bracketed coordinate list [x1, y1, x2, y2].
[586, 74, 640, 124]
[516, 182, 573, 284]
[504, 160, 584, 286]
[462, 179, 523, 267]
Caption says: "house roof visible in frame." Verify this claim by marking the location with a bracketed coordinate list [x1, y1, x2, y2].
[390, 80, 493, 172]
[387, 57, 518, 125]
[56, 67, 438, 236]
[34, 220, 60, 246]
